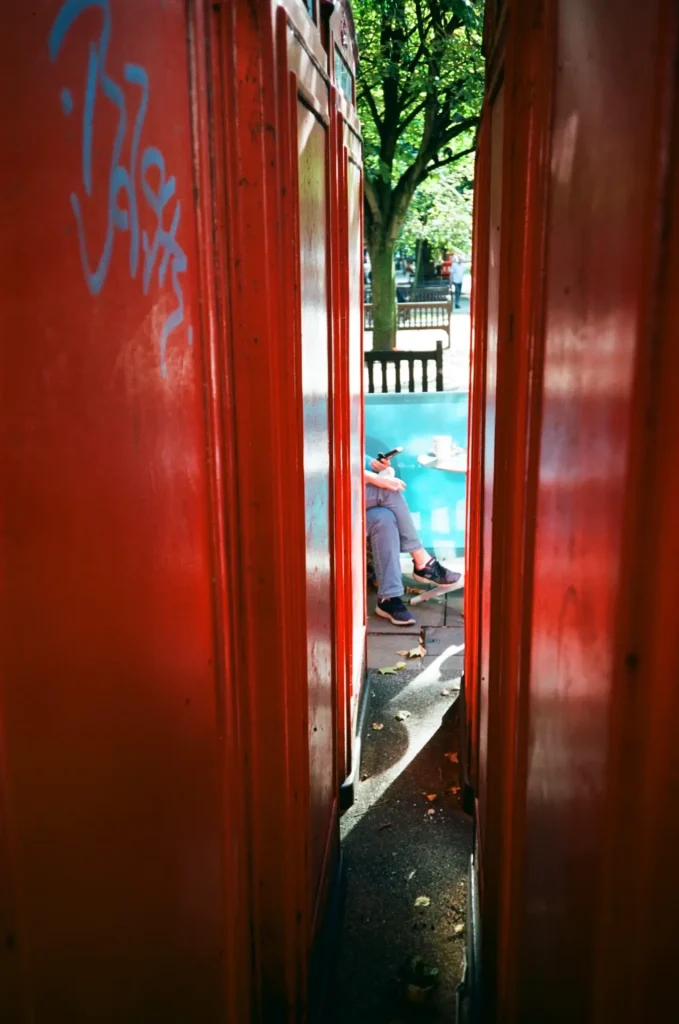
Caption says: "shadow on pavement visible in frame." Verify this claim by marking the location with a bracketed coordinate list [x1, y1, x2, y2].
[334, 669, 473, 1024]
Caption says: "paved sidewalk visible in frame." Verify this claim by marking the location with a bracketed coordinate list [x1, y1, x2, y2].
[366, 590, 464, 680]
[335, 589, 470, 1023]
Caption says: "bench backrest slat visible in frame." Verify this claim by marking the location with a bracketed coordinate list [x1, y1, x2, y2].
[364, 340, 444, 394]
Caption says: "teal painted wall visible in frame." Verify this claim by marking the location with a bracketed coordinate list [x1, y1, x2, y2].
[365, 391, 468, 557]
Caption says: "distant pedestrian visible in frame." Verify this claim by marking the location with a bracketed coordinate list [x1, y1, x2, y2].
[451, 255, 464, 309]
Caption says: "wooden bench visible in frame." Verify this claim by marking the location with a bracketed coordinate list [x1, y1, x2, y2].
[364, 340, 444, 394]
[364, 299, 452, 349]
[407, 283, 452, 302]
[364, 282, 451, 304]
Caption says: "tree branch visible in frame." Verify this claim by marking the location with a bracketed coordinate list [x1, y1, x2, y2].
[387, 107, 478, 242]
[398, 96, 429, 133]
[379, 8, 403, 165]
[418, 98, 439, 164]
[410, 0, 432, 68]
[405, 33, 433, 75]
[414, 0, 427, 41]
[427, 0, 462, 36]
[383, 97, 438, 241]
[426, 0, 444, 33]
[426, 145, 476, 172]
[361, 83, 383, 134]
[363, 176, 382, 226]
[444, 14, 464, 37]
[434, 116, 480, 150]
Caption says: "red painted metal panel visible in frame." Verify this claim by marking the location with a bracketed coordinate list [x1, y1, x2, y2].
[592, 36, 679, 1015]
[329, 108, 350, 795]
[489, 5, 557, 1016]
[464, 108, 490, 801]
[515, 4, 667, 1016]
[296, 98, 337, 908]
[469, 0, 679, 1020]
[0, 0, 365, 1019]
[346, 152, 366, 717]
[0, 1, 241, 1018]
[477, 88, 504, 851]
[327, 110, 364, 787]
[222, 7, 311, 1014]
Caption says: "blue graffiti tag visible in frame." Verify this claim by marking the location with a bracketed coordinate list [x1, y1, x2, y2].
[48, 0, 192, 376]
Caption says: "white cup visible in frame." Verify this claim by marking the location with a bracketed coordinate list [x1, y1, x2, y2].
[432, 435, 453, 460]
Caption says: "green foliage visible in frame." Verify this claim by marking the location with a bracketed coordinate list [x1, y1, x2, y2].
[354, 0, 484, 231]
[397, 152, 474, 256]
[353, 0, 484, 347]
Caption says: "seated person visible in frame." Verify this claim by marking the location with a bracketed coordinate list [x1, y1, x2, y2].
[365, 454, 462, 625]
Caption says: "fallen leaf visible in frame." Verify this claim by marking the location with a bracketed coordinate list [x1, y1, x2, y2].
[395, 709, 411, 721]
[371, 722, 384, 731]
[444, 752, 460, 763]
[398, 645, 425, 659]
[400, 955, 440, 991]
[441, 688, 450, 696]
[426, 793, 437, 802]
[447, 785, 461, 795]
[427, 808, 436, 816]
[378, 667, 397, 675]
[405, 586, 425, 594]
[454, 923, 464, 935]
[414, 896, 431, 908]
[395, 662, 407, 670]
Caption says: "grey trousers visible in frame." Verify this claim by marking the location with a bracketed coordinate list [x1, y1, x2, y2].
[366, 484, 422, 600]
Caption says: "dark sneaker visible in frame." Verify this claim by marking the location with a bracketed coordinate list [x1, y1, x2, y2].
[412, 558, 462, 588]
[376, 597, 417, 626]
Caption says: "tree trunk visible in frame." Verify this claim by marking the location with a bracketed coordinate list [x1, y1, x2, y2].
[369, 240, 397, 351]
[421, 240, 436, 280]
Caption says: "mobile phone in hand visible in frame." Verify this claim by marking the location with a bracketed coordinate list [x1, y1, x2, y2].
[377, 446, 403, 461]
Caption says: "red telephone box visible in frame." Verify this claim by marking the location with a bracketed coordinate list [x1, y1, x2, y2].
[0, 1, 364, 1020]
[465, 0, 679, 1020]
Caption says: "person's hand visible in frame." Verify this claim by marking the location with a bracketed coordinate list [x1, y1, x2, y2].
[375, 474, 406, 492]
[369, 458, 391, 473]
